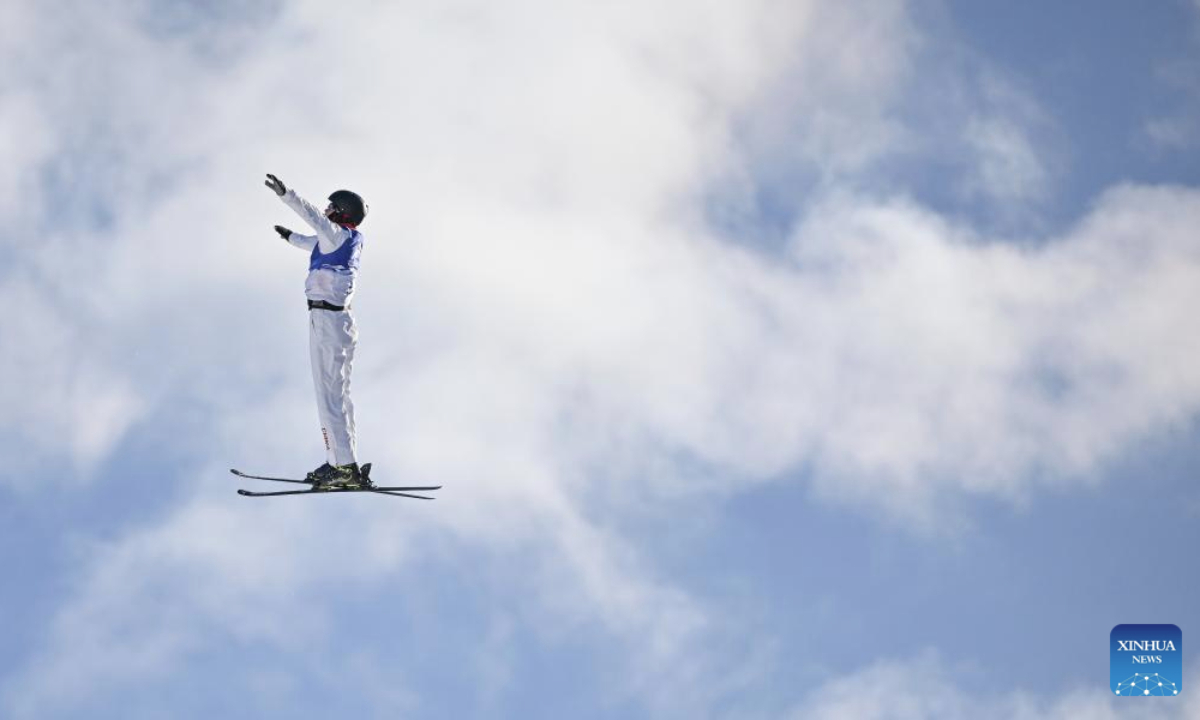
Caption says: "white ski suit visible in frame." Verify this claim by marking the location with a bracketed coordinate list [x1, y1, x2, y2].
[279, 189, 364, 467]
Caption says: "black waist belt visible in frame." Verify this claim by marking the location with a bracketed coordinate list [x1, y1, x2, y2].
[307, 299, 346, 312]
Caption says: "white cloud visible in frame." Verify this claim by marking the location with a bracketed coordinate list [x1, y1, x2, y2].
[791, 653, 1200, 720]
[961, 75, 1054, 207]
[726, 0, 917, 179]
[0, 92, 53, 219]
[1145, 60, 1200, 152]
[1144, 5, 1200, 152]
[782, 185, 1200, 521]
[964, 114, 1045, 200]
[1146, 116, 1200, 150]
[0, 274, 148, 485]
[367, 179, 1200, 528]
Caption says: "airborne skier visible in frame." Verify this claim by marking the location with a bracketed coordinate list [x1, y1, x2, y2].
[264, 173, 371, 491]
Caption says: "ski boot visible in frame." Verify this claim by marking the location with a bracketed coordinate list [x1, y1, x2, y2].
[307, 462, 372, 491]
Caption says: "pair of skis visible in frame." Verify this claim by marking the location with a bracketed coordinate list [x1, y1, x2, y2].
[231, 464, 439, 500]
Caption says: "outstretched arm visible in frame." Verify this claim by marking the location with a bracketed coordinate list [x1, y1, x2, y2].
[274, 224, 317, 251]
[282, 191, 343, 252]
[265, 173, 343, 251]
[265, 173, 342, 251]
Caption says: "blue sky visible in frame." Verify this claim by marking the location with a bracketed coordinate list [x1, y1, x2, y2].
[2, 1, 1200, 718]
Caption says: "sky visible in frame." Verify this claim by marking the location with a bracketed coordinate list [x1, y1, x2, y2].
[1, 0, 1199, 718]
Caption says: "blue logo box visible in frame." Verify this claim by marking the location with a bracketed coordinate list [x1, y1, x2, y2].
[1111, 624, 1182, 697]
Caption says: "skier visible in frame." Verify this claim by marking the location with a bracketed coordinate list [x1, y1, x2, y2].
[264, 173, 371, 490]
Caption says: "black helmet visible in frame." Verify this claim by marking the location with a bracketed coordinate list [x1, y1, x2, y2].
[326, 189, 368, 226]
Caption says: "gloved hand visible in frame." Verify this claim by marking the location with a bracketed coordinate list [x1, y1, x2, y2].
[274, 225, 292, 240]
[265, 173, 287, 196]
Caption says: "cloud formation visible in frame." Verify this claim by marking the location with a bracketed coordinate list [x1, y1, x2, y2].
[7, 0, 1197, 518]
[794, 653, 1200, 720]
[2, 0, 1199, 716]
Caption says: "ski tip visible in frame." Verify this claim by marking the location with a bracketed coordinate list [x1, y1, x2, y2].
[236, 489, 251, 496]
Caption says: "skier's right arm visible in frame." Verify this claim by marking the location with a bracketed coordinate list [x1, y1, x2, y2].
[274, 225, 317, 251]
[281, 190, 342, 250]
[288, 233, 318, 251]
[265, 173, 341, 251]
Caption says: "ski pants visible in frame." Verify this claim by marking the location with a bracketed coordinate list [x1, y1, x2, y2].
[309, 306, 358, 467]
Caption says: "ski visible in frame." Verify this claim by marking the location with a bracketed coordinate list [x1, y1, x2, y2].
[230, 466, 440, 500]
[231, 463, 393, 486]
[236, 487, 438, 500]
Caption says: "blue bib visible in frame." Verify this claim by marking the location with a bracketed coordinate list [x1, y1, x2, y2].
[309, 230, 362, 272]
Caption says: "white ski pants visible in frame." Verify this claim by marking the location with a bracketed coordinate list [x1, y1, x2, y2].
[309, 307, 358, 466]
